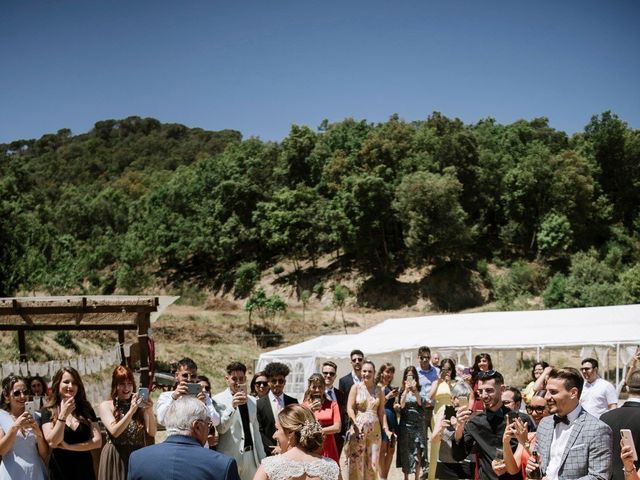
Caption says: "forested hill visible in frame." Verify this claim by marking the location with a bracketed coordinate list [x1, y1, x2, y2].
[1, 112, 639, 311]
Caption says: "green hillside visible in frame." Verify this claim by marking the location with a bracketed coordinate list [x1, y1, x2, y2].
[1, 112, 639, 311]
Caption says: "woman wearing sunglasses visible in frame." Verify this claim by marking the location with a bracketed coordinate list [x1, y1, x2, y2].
[251, 371, 270, 399]
[0, 375, 48, 479]
[501, 389, 549, 477]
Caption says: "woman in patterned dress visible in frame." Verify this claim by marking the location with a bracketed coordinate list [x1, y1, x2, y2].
[344, 360, 393, 480]
[97, 365, 156, 480]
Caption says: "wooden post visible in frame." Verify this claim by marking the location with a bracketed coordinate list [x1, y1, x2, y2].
[118, 328, 126, 366]
[137, 312, 151, 388]
[17, 329, 27, 362]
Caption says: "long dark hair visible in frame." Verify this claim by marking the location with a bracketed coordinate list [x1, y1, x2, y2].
[375, 362, 395, 385]
[45, 367, 94, 425]
[401, 365, 419, 394]
[471, 353, 493, 384]
[110, 365, 144, 427]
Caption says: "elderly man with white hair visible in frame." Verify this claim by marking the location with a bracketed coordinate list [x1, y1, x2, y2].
[128, 396, 240, 480]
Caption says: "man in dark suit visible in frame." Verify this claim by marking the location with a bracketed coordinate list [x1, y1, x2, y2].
[256, 362, 298, 457]
[338, 349, 364, 398]
[128, 396, 240, 480]
[526, 367, 612, 480]
[322, 360, 347, 456]
[601, 366, 640, 480]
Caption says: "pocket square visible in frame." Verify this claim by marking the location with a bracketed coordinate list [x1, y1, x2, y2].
[570, 443, 585, 450]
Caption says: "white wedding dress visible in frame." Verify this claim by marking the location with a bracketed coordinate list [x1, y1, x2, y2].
[262, 455, 340, 480]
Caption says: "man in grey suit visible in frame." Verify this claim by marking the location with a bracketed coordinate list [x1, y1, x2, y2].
[213, 362, 265, 480]
[526, 367, 612, 480]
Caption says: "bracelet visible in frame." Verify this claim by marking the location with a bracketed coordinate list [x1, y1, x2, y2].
[58, 417, 67, 423]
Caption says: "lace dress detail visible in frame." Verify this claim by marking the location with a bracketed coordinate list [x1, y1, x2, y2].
[262, 456, 340, 480]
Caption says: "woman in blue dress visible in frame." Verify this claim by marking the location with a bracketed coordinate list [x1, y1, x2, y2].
[0, 374, 48, 479]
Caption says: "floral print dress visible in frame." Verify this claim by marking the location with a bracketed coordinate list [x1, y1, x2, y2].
[345, 384, 381, 480]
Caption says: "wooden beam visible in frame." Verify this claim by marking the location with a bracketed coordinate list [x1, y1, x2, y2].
[118, 328, 126, 366]
[17, 329, 27, 362]
[137, 312, 151, 388]
[0, 324, 138, 332]
[0, 305, 158, 316]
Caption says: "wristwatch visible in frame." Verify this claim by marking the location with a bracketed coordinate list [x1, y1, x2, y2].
[524, 441, 531, 450]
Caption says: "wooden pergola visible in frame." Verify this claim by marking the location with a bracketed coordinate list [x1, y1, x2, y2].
[0, 296, 159, 387]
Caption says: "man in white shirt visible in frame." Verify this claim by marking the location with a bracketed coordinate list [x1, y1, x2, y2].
[156, 357, 220, 427]
[526, 367, 612, 480]
[580, 357, 618, 418]
[213, 361, 265, 480]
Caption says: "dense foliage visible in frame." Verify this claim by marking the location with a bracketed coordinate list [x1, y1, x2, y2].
[1, 112, 638, 310]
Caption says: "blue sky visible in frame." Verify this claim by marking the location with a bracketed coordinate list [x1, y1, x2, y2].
[1, 1, 639, 144]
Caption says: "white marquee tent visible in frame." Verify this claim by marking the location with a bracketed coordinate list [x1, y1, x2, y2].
[258, 304, 640, 399]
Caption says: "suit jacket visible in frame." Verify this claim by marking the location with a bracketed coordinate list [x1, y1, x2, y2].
[601, 400, 640, 480]
[338, 373, 356, 400]
[536, 406, 612, 480]
[212, 389, 265, 469]
[127, 434, 240, 480]
[256, 393, 298, 457]
[327, 386, 348, 439]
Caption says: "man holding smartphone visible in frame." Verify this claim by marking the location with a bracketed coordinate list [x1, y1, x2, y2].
[156, 357, 221, 427]
[602, 367, 640, 480]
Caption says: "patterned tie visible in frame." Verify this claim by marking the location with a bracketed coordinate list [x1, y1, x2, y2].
[327, 389, 335, 401]
[276, 395, 283, 412]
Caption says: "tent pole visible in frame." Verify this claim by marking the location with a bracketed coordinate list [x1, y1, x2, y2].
[536, 346, 540, 362]
[616, 343, 620, 388]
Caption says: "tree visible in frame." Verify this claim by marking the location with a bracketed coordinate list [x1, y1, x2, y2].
[332, 284, 349, 333]
[393, 169, 471, 264]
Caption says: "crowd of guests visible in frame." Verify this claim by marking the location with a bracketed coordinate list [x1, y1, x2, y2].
[0, 347, 639, 480]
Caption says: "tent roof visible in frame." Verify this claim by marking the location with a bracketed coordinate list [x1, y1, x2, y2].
[259, 335, 352, 360]
[316, 304, 640, 358]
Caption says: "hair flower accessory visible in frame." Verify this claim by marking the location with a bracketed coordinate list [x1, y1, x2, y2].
[300, 418, 323, 441]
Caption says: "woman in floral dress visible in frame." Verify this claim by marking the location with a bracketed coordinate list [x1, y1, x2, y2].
[345, 360, 393, 480]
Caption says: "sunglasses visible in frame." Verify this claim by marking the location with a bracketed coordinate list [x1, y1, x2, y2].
[322, 371, 336, 377]
[419, 356, 431, 361]
[351, 357, 364, 363]
[255, 381, 269, 387]
[270, 379, 286, 385]
[580, 367, 592, 372]
[477, 370, 498, 379]
[12, 389, 30, 397]
[179, 373, 198, 380]
[526, 405, 546, 414]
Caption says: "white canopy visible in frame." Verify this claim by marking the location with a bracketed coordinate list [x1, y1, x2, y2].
[259, 304, 640, 398]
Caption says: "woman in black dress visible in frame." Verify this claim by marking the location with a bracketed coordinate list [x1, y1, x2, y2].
[42, 367, 102, 480]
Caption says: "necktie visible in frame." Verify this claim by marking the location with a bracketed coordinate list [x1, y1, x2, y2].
[327, 389, 335, 401]
[553, 414, 569, 425]
[275, 395, 283, 412]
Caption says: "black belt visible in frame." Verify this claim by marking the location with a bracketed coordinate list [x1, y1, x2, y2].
[241, 445, 253, 452]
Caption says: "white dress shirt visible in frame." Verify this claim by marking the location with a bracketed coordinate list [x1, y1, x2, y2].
[546, 404, 582, 480]
[268, 390, 284, 420]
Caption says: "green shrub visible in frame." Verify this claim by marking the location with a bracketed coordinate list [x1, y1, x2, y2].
[234, 262, 260, 298]
[54, 331, 78, 351]
[273, 265, 285, 275]
[543, 273, 568, 308]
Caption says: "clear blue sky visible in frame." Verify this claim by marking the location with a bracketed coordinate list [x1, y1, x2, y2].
[1, 1, 639, 144]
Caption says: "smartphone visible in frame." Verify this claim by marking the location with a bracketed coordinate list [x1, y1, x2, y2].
[25, 401, 36, 416]
[444, 405, 457, 421]
[463, 367, 471, 375]
[495, 447, 504, 462]
[138, 387, 149, 401]
[621, 429, 638, 461]
[237, 383, 247, 394]
[507, 410, 519, 423]
[457, 396, 469, 409]
[186, 383, 201, 395]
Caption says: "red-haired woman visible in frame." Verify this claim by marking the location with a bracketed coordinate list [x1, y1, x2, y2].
[42, 367, 102, 480]
[98, 365, 156, 480]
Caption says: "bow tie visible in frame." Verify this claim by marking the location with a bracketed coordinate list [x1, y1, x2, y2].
[553, 414, 569, 426]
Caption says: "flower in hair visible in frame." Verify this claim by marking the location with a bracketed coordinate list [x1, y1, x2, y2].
[300, 419, 323, 442]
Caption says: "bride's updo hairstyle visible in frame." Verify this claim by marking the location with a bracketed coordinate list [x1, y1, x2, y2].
[277, 404, 324, 451]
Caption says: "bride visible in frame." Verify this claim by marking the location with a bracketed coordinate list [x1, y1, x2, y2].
[254, 404, 341, 480]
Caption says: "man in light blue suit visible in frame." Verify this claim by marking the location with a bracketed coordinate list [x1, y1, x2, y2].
[128, 396, 240, 480]
[526, 367, 612, 480]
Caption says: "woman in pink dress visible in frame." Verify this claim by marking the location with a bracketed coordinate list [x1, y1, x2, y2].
[303, 373, 341, 462]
